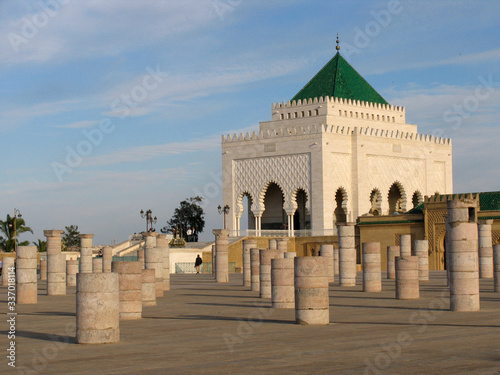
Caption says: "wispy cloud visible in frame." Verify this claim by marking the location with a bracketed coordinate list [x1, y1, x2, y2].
[53, 120, 99, 129]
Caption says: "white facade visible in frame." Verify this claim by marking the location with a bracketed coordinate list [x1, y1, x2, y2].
[222, 96, 453, 235]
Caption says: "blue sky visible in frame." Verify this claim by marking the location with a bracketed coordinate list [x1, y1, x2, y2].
[1, 0, 499, 245]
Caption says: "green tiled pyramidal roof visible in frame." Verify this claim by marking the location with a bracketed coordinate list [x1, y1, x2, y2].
[291, 52, 389, 105]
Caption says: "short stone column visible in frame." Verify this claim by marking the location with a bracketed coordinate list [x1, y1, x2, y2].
[112, 261, 143, 320]
[211, 244, 216, 276]
[145, 232, 163, 297]
[213, 229, 230, 283]
[2, 257, 15, 286]
[493, 244, 500, 293]
[446, 198, 480, 311]
[243, 239, 257, 288]
[478, 220, 494, 279]
[333, 247, 339, 277]
[413, 240, 429, 282]
[277, 238, 288, 257]
[338, 223, 357, 286]
[387, 246, 400, 279]
[269, 239, 277, 250]
[76, 272, 120, 344]
[285, 252, 297, 259]
[40, 259, 47, 281]
[66, 260, 79, 287]
[156, 235, 171, 291]
[400, 234, 412, 257]
[319, 244, 335, 283]
[362, 242, 382, 293]
[395, 256, 419, 300]
[141, 269, 156, 306]
[92, 258, 103, 274]
[16, 246, 38, 304]
[45, 230, 66, 295]
[47, 253, 66, 295]
[79, 234, 94, 274]
[102, 246, 112, 273]
[271, 258, 294, 308]
[259, 250, 279, 298]
[294, 257, 329, 325]
[250, 248, 260, 292]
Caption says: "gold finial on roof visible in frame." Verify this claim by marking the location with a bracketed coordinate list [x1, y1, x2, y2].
[336, 33, 340, 51]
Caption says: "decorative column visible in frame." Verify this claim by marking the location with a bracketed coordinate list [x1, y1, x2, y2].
[2, 257, 15, 286]
[102, 246, 112, 273]
[478, 220, 493, 279]
[362, 242, 382, 293]
[76, 272, 120, 344]
[144, 232, 163, 297]
[446, 198, 480, 311]
[271, 258, 294, 308]
[92, 258, 103, 273]
[16, 246, 38, 304]
[387, 246, 400, 279]
[242, 239, 257, 288]
[399, 234, 412, 257]
[79, 234, 94, 274]
[259, 250, 279, 298]
[319, 244, 334, 283]
[250, 248, 260, 292]
[156, 234, 171, 291]
[45, 230, 66, 295]
[141, 269, 156, 306]
[395, 256, 419, 300]
[213, 229, 230, 283]
[294, 257, 329, 325]
[112, 261, 143, 320]
[337, 223, 357, 286]
[413, 240, 429, 282]
[66, 260, 79, 287]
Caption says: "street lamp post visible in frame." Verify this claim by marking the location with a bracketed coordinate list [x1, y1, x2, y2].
[140, 209, 157, 232]
[217, 205, 230, 230]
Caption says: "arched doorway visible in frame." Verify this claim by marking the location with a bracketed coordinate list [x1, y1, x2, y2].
[293, 189, 310, 230]
[388, 182, 405, 214]
[261, 183, 286, 230]
[236, 192, 255, 233]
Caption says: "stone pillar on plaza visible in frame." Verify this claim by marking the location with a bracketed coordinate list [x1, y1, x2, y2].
[144, 232, 163, 297]
[362, 242, 382, 293]
[156, 234, 171, 291]
[243, 239, 257, 288]
[271, 258, 294, 309]
[250, 248, 260, 292]
[294, 257, 329, 325]
[2, 257, 15, 286]
[277, 238, 288, 257]
[269, 239, 277, 250]
[285, 252, 297, 259]
[40, 259, 47, 281]
[45, 230, 66, 295]
[446, 198, 480, 311]
[259, 250, 279, 298]
[319, 244, 335, 283]
[333, 247, 339, 278]
[66, 260, 79, 287]
[112, 261, 143, 320]
[16, 246, 38, 304]
[213, 229, 230, 283]
[395, 256, 419, 300]
[337, 223, 357, 287]
[79, 234, 94, 274]
[211, 244, 216, 276]
[400, 234, 412, 257]
[102, 246, 113, 273]
[76, 272, 120, 344]
[92, 258, 103, 274]
[494, 244, 500, 293]
[387, 246, 400, 279]
[478, 220, 494, 279]
[141, 269, 156, 307]
[413, 240, 429, 282]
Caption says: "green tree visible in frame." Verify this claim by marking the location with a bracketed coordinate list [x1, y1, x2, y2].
[33, 239, 47, 252]
[0, 214, 33, 252]
[162, 196, 205, 241]
[62, 225, 80, 251]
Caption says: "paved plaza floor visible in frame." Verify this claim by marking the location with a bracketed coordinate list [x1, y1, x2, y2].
[1, 271, 499, 374]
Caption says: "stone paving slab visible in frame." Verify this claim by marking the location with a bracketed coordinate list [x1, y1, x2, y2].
[1, 271, 499, 374]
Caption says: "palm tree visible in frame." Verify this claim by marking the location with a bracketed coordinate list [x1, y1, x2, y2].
[0, 214, 33, 252]
[33, 239, 47, 252]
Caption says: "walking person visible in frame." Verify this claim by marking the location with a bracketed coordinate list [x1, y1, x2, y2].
[194, 255, 203, 274]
